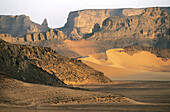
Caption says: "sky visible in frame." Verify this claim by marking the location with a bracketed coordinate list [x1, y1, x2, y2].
[0, 0, 170, 28]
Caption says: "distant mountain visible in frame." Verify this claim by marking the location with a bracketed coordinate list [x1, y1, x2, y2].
[85, 7, 170, 49]
[0, 15, 49, 37]
[0, 7, 169, 59]
[58, 7, 170, 40]
[0, 39, 111, 85]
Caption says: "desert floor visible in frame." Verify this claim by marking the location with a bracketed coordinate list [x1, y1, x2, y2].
[1, 81, 170, 112]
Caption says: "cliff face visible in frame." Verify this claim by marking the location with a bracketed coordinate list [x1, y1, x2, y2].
[59, 9, 144, 39]
[0, 39, 111, 85]
[0, 15, 49, 37]
[86, 7, 170, 48]
[0, 28, 67, 43]
[59, 7, 169, 40]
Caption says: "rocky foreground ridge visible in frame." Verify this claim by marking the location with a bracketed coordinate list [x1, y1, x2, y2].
[0, 39, 111, 85]
[0, 15, 49, 37]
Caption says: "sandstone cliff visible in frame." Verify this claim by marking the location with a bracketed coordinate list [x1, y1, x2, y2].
[86, 7, 170, 48]
[0, 15, 49, 37]
[0, 39, 111, 85]
[0, 28, 67, 43]
[59, 9, 144, 39]
[59, 7, 169, 39]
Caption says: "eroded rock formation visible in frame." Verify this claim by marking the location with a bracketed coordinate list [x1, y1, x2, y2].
[86, 7, 170, 48]
[59, 9, 144, 39]
[0, 28, 67, 43]
[59, 7, 169, 40]
[0, 15, 49, 37]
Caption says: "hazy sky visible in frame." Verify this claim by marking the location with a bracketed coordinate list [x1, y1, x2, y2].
[0, 0, 170, 28]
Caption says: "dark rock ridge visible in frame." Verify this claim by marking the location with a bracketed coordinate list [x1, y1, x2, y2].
[123, 45, 170, 61]
[0, 15, 49, 37]
[86, 7, 170, 48]
[0, 39, 111, 85]
[0, 28, 67, 43]
[0, 39, 65, 87]
[59, 7, 170, 40]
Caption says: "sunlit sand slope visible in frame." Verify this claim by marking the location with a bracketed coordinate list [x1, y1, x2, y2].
[80, 48, 170, 81]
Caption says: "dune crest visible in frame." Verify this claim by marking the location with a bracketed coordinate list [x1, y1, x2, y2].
[106, 49, 170, 71]
[80, 48, 170, 81]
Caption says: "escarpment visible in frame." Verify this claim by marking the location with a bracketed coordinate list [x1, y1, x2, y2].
[0, 15, 49, 37]
[58, 7, 169, 40]
[86, 7, 170, 48]
[59, 9, 144, 39]
[0, 39, 111, 85]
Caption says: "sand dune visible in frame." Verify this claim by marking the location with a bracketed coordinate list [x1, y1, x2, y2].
[80, 48, 170, 81]
[106, 49, 170, 71]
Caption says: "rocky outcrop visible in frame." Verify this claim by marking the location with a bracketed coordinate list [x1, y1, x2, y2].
[41, 18, 48, 27]
[0, 28, 67, 43]
[0, 39, 111, 85]
[0, 15, 49, 37]
[59, 7, 169, 39]
[86, 7, 170, 48]
[0, 39, 65, 87]
[58, 9, 144, 39]
[23, 28, 67, 42]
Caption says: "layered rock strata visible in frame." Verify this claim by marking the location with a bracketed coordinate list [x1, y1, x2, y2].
[87, 7, 170, 48]
[0, 28, 67, 43]
[0, 15, 49, 37]
[59, 7, 169, 39]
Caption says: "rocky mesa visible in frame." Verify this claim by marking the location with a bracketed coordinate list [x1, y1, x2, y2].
[85, 7, 170, 48]
[59, 7, 170, 40]
[0, 15, 49, 37]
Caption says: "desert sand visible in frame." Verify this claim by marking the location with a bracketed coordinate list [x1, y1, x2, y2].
[0, 76, 133, 107]
[79, 48, 170, 81]
[1, 80, 170, 112]
[63, 39, 98, 56]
